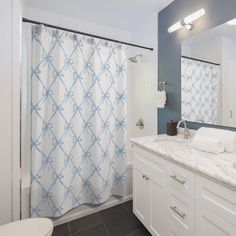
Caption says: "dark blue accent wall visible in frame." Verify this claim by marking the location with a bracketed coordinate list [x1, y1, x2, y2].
[158, 0, 236, 134]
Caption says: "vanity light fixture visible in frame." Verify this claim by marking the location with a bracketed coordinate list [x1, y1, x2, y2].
[168, 9, 205, 33]
[227, 18, 236, 25]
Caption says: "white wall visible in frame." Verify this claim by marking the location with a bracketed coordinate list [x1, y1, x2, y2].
[0, 0, 13, 225]
[187, 37, 222, 64]
[128, 13, 158, 141]
[23, 7, 132, 42]
[0, 0, 22, 225]
[221, 37, 236, 126]
[181, 45, 191, 57]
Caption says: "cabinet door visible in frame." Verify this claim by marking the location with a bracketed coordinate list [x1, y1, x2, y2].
[133, 150, 167, 236]
[133, 168, 149, 224]
[166, 186, 195, 236]
[167, 219, 187, 236]
[196, 204, 236, 236]
[149, 170, 166, 236]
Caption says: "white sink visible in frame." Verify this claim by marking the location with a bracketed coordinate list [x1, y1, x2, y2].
[154, 139, 184, 144]
[151, 138, 191, 154]
[152, 138, 187, 146]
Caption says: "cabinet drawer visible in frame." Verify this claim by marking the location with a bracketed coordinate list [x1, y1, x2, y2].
[167, 161, 195, 199]
[196, 176, 236, 227]
[133, 152, 166, 186]
[132, 145, 167, 167]
[167, 186, 195, 236]
[133, 152, 153, 176]
[167, 219, 193, 236]
[196, 204, 236, 236]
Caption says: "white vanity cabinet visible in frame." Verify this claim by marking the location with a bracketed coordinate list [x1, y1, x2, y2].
[132, 145, 236, 236]
[196, 176, 236, 236]
[196, 205, 236, 236]
[133, 147, 167, 236]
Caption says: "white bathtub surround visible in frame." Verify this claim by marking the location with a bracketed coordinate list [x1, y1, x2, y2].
[53, 194, 132, 226]
[191, 135, 224, 154]
[195, 127, 236, 152]
[130, 134, 236, 189]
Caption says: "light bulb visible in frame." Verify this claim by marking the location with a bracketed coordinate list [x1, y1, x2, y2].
[168, 21, 183, 33]
[227, 18, 236, 25]
[184, 9, 205, 25]
[185, 24, 193, 30]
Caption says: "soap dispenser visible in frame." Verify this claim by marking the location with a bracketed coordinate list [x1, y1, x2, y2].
[166, 120, 177, 136]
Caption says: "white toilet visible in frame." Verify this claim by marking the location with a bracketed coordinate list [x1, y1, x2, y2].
[0, 218, 53, 236]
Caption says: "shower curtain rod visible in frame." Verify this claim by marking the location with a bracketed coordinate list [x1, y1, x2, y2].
[22, 18, 154, 51]
[182, 55, 220, 66]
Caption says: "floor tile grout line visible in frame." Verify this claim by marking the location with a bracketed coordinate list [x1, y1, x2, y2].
[102, 222, 112, 236]
[125, 228, 140, 236]
[67, 222, 72, 236]
[122, 201, 136, 219]
[68, 213, 103, 235]
[122, 201, 148, 233]
[97, 212, 111, 236]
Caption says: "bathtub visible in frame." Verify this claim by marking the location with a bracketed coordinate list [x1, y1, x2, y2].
[21, 161, 133, 226]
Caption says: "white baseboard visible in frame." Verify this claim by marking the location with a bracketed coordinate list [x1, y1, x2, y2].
[53, 195, 133, 226]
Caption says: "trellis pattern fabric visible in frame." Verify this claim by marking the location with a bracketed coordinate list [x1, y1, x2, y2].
[30, 26, 128, 217]
[181, 57, 220, 124]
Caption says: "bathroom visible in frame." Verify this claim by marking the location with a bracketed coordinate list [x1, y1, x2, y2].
[0, 0, 236, 235]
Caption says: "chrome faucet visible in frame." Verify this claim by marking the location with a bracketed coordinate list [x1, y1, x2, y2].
[176, 119, 190, 139]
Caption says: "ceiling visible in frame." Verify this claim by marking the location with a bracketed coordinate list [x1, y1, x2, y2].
[23, 0, 174, 31]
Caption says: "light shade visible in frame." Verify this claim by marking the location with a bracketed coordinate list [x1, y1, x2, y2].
[168, 21, 183, 33]
[227, 18, 236, 25]
[184, 9, 205, 25]
[168, 8, 205, 33]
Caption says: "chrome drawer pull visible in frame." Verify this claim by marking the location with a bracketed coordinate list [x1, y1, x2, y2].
[170, 175, 186, 185]
[170, 206, 186, 219]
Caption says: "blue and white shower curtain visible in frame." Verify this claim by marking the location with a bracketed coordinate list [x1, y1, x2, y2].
[30, 26, 128, 217]
[181, 57, 220, 124]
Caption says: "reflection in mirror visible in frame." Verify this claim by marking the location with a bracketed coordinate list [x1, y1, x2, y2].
[181, 19, 236, 128]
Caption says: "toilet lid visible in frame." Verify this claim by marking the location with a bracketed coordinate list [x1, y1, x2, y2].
[0, 218, 53, 236]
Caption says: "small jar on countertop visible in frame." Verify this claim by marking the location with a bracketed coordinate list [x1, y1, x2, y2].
[166, 120, 177, 136]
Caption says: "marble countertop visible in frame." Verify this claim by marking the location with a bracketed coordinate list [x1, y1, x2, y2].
[130, 134, 236, 190]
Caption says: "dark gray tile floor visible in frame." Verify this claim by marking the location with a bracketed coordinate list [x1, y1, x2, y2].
[53, 201, 151, 236]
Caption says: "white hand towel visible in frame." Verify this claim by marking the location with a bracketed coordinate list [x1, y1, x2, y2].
[195, 127, 236, 153]
[191, 135, 224, 154]
[157, 90, 167, 108]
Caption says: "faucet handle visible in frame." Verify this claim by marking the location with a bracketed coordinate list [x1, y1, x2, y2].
[136, 119, 144, 129]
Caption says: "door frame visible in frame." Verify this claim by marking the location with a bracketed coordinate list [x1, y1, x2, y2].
[12, 0, 22, 221]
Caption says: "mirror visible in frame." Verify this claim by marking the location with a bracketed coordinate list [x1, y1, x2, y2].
[181, 19, 236, 127]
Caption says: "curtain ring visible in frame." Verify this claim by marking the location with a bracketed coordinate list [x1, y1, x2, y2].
[117, 43, 122, 49]
[103, 41, 108, 47]
[73, 34, 77, 41]
[86, 37, 93, 44]
[35, 24, 43, 33]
